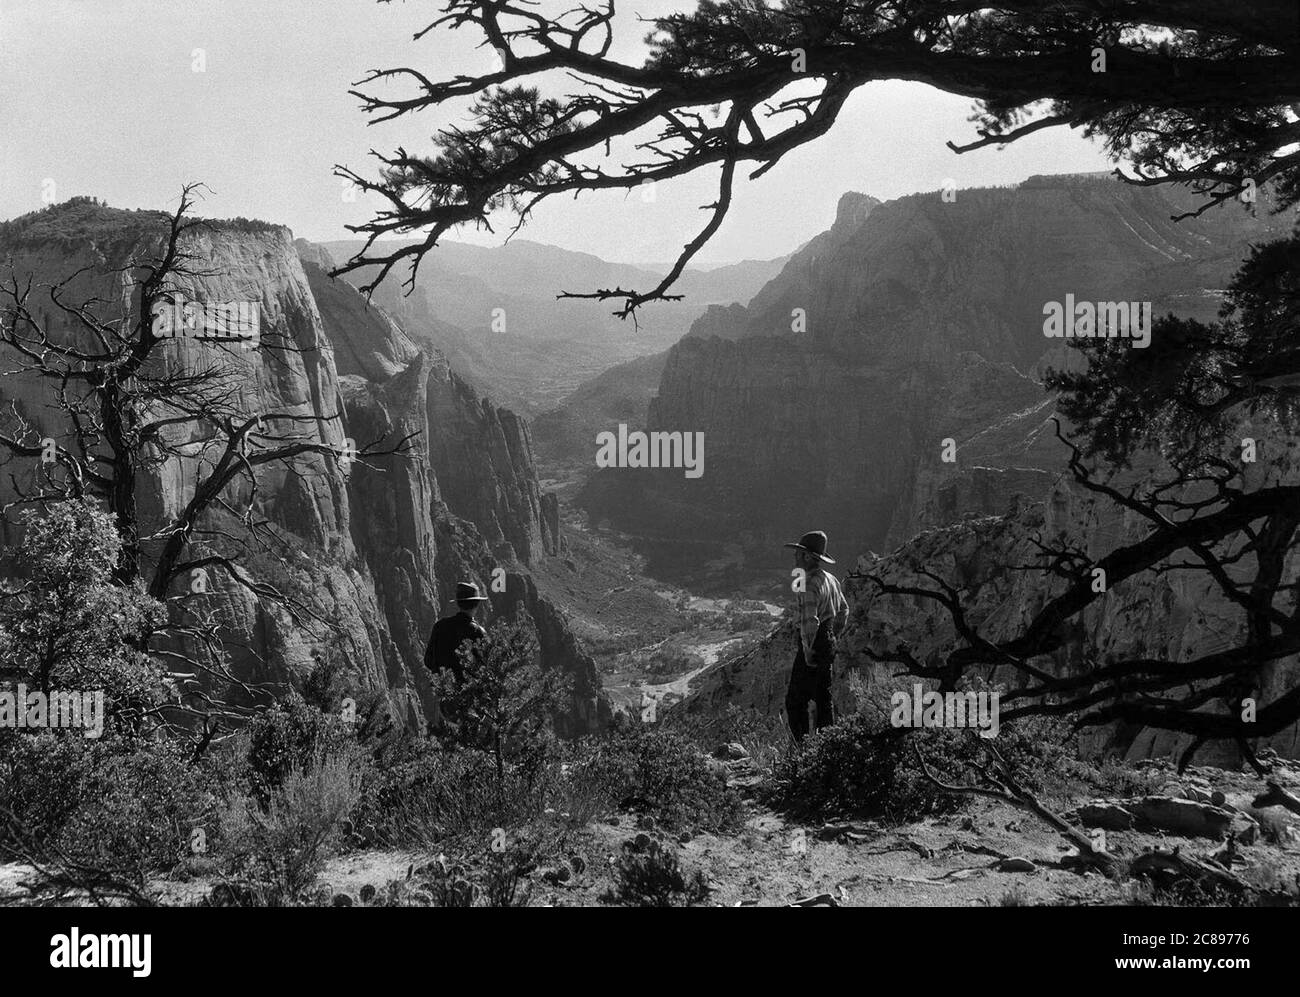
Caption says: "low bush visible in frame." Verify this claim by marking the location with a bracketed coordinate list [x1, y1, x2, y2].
[761, 687, 1070, 824]
[0, 732, 216, 902]
[421, 849, 534, 908]
[358, 740, 557, 849]
[240, 697, 362, 805]
[217, 753, 364, 906]
[761, 715, 959, 823]
[1055, 755, 1166, 800]
[669, 704, 788, 772]
[605, 838, 710, 907]
[567, 723, 741, 834]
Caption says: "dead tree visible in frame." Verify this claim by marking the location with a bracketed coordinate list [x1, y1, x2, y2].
[863, 239, 1300, 770]
[330, 3, 1300, 762]
[1252, 781, 1300, 818]
[0, 186, 416, 742]
[914, 740, 1119, 876]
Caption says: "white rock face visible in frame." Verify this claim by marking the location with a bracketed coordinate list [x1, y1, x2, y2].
[0, 210, 606, 732]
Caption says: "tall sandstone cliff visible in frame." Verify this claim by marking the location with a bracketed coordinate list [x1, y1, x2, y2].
[580, 175, 1288, 587]
[654, 176, 1298, 763]
[0, 205, 606, 734]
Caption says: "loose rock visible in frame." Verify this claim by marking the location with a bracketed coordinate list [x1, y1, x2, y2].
[995, 857, 1037, 873]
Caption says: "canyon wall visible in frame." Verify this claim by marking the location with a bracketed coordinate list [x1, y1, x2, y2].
[0, 204, 607, 733]
[679, 450, 1300, 767]
[580, 175, 1287, 588]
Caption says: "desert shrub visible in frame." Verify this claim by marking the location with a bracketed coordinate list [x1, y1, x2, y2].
[362, 739, 611, 852]
[300, 655, 346, 714]
[1057, 755, 1166, 799]
[217, 752, 364, 906]
[360, 742, 521, 845]
[325, 675, 605, 850]
[0, 733, 214, 865]
[0, 731, 96, 844]
[241, 697, 362, 804]
[1125, 878, 1241, 907]
[422, 849, 534, 908]
[431, 618, 570, 781]
[605, 838, 709, 907]
[424, 863, 478, 907]
[762, 723, 987, 824]
[763, 684, 1071, 824]
[364, 847, 536, 908]
[62, 742, 217, 872]
[999, 884, 1030, 907]
[762, 715, 959, 823]
[567, 723, 741, 833]
[669, 704, 788, 772]
[548, 756, 619, 828]
[349, 732, 445, 841]
[480, 847, 534, 907]
[0, 733, 216, 902]
[0, 502, 167, 736]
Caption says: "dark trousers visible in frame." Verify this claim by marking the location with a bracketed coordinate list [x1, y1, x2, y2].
[785, 646, 834, 741]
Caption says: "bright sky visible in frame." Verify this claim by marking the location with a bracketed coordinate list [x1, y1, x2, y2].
[0, 0, 1111, 265]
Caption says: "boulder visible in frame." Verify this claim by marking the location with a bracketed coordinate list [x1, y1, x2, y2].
[1069, 801, 1135, 831]
[789, 893, 839, 907]
[995, 857, 1037, 873]
[1128, 796, 1256, 842]
[541, 865, 572, 885]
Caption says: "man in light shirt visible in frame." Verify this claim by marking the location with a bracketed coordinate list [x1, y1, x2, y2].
[784, 530, 849, 742]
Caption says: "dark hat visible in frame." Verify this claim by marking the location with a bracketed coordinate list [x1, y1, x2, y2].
[784, 530, 835, 564]
[450, 581, 489, 604]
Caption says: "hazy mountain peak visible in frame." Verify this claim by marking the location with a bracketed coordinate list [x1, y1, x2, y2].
[832, 191, 882, 237]
[295, 237, 336, 271]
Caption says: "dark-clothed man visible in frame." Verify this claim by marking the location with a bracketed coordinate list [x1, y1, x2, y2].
[784, 530, 849, 742]
[425, 581, 489, 725]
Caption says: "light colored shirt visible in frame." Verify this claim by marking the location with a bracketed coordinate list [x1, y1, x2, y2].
[796, 567, 848, 659]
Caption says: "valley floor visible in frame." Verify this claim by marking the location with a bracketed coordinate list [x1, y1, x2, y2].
[529, 505, 779, 719]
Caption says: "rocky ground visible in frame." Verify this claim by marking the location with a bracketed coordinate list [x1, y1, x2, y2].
[8, 755, 1293, 908]
[457, 758, 1300, 908]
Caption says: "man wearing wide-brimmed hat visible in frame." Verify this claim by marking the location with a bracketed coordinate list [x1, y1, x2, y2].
[424, 581, 490, 719]
[783, 530, 849, 741]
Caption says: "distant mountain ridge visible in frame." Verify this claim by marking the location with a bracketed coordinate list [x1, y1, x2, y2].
[577, 173, 1289, 587]
[314, 237, 787, 415]
[648, 173, 1300, 765]
[320, 237, 787, 344]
